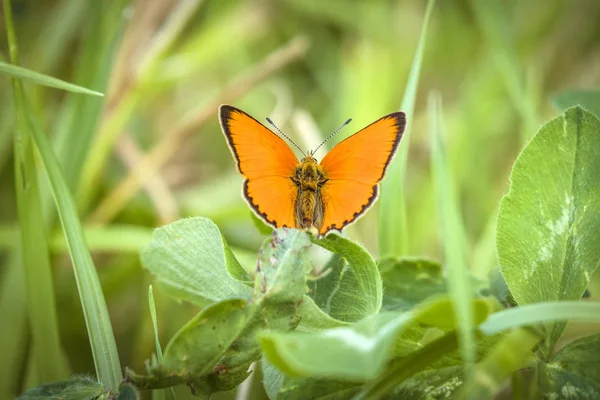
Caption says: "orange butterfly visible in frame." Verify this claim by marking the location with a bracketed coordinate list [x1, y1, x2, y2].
[219, 105, 406, 236]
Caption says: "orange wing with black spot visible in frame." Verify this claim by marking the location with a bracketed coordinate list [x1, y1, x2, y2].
[219, 105, 299, 228]
[318, 112, 406, 235]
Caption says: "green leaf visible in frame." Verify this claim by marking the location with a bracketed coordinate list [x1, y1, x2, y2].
[552, 89, 600, 120]
[378, 0, 436, 257]
[540, 333, 600, 399]
[0, 61, 103, 96]
[428, 92, 476, 380]
[17, 376, 103, 400]
[162, 299, 255, 376]
[262, 358, 361, 400]
[261, 296, 491, 382]
[354, 332, 460, 400]
[296, 296, 349, 332]
[497, 106, 600, 353]
[310, 234, 382, 321]
[261, 312, 410, 381]
[379, 257, 446, 312]
[255, 229, 312, 304]
[141, 217, 252, 306]
[389, 366, 464, 400]
[457, 328, 541, 400]
[479, 301, 600, 336]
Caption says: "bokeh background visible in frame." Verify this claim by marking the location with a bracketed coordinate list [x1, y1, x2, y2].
[1, 0, 600, 398]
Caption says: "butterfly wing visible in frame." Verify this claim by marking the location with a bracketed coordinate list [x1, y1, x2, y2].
[219, 105, 299, 228]
[318, 112, 406, 235]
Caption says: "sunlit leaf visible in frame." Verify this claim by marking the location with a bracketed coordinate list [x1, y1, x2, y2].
[141, 217, 252, 306]
[261, 296, 491, 382]
[310, 234, 381, 321]
[497, 106, 600, 353]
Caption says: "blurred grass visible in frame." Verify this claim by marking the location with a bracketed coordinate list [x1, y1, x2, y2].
[1, 0, 600, 398]
[3, 0, 70, 385]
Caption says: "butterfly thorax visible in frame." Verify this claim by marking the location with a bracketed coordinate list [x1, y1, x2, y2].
[291, 156, 328, 233]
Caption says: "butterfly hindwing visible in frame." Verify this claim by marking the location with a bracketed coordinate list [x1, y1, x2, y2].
[319, 112, 406, 235]
[219, 105, 299, 228]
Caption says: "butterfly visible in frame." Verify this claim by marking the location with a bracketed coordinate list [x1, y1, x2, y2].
[219, 105, 406, 236]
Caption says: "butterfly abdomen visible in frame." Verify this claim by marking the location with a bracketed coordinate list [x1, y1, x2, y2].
[292, 156, 327, 233]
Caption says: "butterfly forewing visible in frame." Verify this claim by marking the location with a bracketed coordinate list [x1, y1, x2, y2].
[318, 112, 406, 235]
[219, 105, 299, 228]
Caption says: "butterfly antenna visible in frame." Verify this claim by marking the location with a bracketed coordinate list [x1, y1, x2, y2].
[266, 117, 306, 156]
[312, 118, 352, 155]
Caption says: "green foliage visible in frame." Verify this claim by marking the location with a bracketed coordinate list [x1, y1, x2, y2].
[309, 234, 381, 321]
[497, 107, 600, 354]
[540, 333, 600, 398]
[3, 1, 600, 400]
[379, 258, 446, 311]
[141, 218, 253, 306]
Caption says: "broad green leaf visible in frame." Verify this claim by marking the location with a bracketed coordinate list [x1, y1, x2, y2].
[552, 89, 600, 120]
[17, 376, 102, 400]
[0, 61, 103, 96]
[378, 0, 436, 257]
[457, 328, 541, 400]
[429, 92, 475, 377]
[141, 217, 252, 306]
[497, 106, 600, 352]
[540, 333, 600, 399]
[162, 299, 255, 376]
[379, 257, 446, 311]
[261, 296, 491, 382]
[261, 312, 409, 381]
[255, 229, 311, 304]
[311, 234, 381, 321]
[479, 301, 600, 336]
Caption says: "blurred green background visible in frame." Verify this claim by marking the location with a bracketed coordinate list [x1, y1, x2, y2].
[1, 0, 600, 398]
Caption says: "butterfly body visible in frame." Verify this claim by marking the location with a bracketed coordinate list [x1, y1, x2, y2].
[219, 105, 406, 237]
[292, 155, 327, 232]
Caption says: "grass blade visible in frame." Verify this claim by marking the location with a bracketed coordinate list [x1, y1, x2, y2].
[480, 302, 600, 336]
[378, 0, 436, 257]
[3, 0, 70, 385]
[22, 92, 123, 392]
[0, 61, 103, 96]
[0, 249, 28, 398]
[428, 92, 475, 381]
[148, 286, 176, 400]
[457, 328, 541, 400]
